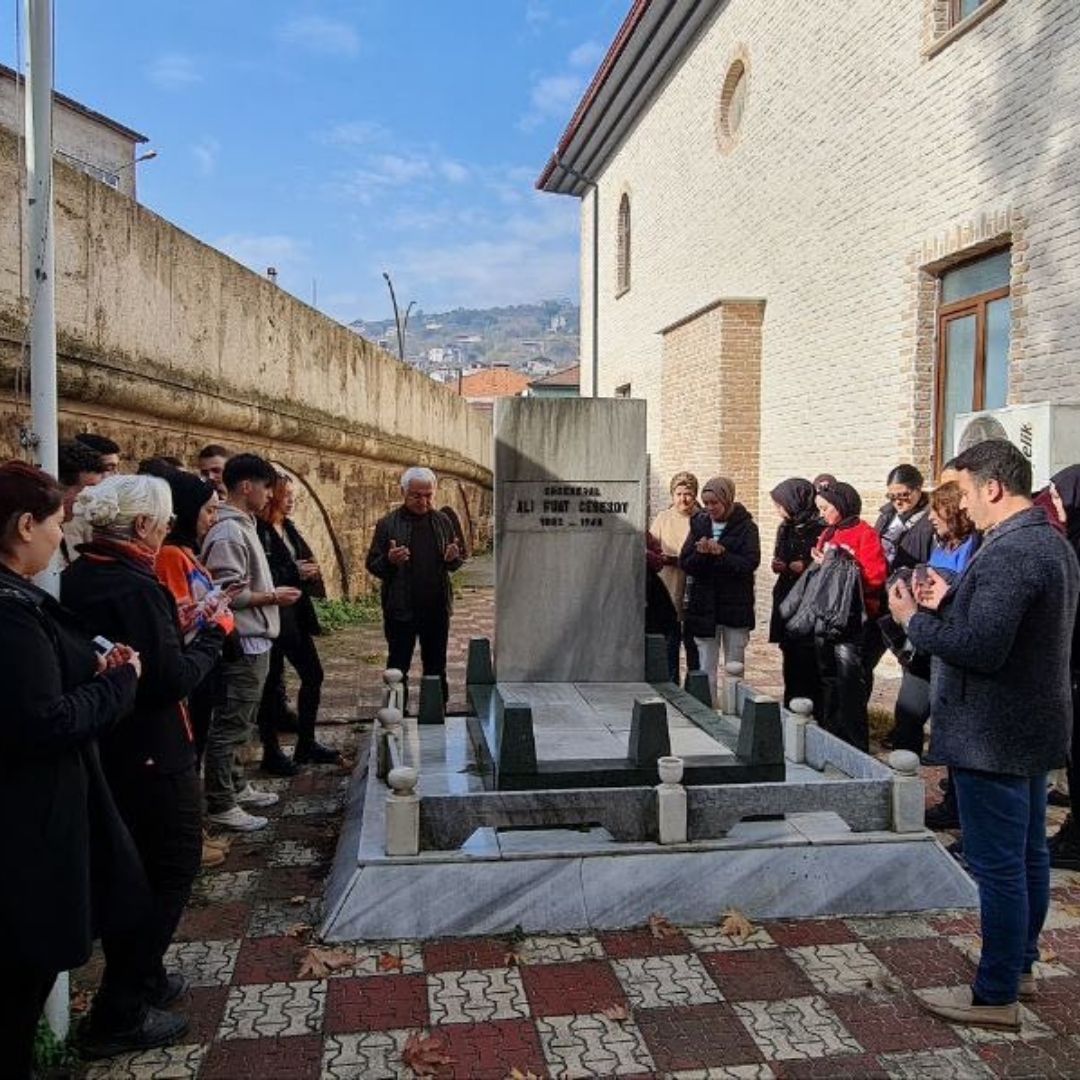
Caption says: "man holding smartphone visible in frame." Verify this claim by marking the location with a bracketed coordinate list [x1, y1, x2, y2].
[366, 466, 465, 713]
[889, 439, 1078, 1031]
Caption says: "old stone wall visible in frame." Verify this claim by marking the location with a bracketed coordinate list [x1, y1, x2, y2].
[0, 126, 492, 597]
[583, 0, 1080, 536]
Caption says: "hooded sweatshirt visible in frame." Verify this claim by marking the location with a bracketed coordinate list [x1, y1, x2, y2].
[201, 502, 279, 645]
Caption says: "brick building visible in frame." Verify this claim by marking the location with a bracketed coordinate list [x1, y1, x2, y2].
[537, 0, 1080, 521]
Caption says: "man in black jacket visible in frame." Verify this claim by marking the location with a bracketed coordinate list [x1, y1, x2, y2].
[366, 467, 464, 711]
[889, 439, 1079, 1031]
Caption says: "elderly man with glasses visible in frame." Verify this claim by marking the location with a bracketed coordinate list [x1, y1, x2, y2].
[366, 467, 465, 714]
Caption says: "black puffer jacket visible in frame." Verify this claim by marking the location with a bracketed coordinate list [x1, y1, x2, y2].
[258, 518, 325, 637]
[679, 505, 761, 635]
[874, 497, 935, 571]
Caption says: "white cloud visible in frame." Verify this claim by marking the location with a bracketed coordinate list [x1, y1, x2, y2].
[214, 234, 308, 280]
[278, 15, 360, 57]
[191, 138, 220, 177]
[319, 120, 386, 149]
[439, 159, 469, 183]
[147, 53, 202, 90]
[525, 0, 551, 29]
[519, 72, 586, 131]
[329, 152, 469, 203]
[372, 153, 432, 184]
[569, 40, 606, 70]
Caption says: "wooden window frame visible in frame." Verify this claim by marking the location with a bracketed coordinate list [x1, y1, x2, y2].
[949, 0, 984, 27]
[934, 275, 1010, 470]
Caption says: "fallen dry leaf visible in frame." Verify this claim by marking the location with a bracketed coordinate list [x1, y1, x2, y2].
[377, 951, 405, 973]
[508, 1069, 540, 1080]
[601, 1003, 629, 1021]
[297, 945, 357, 980]
[1060, 903, 1080, 920]
[285, 922, 314, 939]
[865, 970, 903, 993]
[648, 912, 680, 939]
[720, 909, 755, 943]
[288, 894, 308, 905]
[402, 1032, 453, 1077]
[1043, 948, 1058, 964]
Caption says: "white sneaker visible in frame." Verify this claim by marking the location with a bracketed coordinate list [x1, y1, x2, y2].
[236, 783, 280, 808]
[206, 805, 269, 832]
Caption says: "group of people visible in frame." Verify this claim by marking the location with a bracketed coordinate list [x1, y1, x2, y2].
[1, 436, 341, 1074]
[649, 440, 1080, 1032]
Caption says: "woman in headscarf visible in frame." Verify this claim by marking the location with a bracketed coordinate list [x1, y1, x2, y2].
[811, 482, 887, 751]
[679, 476, 760, 705]
[769, 478, 824, 708]
[650, 471, 700, 681]
[1047, 465, 1080, 869]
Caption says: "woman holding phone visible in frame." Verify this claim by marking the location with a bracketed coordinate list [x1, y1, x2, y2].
[0, 462, 144, 1077]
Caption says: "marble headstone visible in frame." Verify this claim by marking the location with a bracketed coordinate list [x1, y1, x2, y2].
[494, 398, 646, 682]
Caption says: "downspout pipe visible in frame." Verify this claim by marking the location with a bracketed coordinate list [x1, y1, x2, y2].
[553, 156, 599, 398]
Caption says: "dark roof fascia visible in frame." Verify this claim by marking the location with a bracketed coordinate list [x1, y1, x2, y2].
[0, 62, 149, 143]
[536, 0, 717, 196]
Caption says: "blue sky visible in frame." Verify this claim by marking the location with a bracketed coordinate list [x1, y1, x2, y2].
[7, 1, 628, 322]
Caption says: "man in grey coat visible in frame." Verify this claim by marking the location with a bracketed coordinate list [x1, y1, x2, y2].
[889, 439, 1079, 1031]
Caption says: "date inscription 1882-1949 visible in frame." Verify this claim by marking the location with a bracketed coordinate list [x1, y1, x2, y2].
[514, 484, 630, 529]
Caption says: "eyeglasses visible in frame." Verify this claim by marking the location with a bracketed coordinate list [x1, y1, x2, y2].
[887, 490, 916, 503]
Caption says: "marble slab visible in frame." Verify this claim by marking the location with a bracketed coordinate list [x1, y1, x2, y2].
[494, 398, 647, 682]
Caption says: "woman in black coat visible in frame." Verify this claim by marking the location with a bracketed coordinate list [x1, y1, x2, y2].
[257, 473, 339, 771]
[679, 475, 760, 705]
[768, 478, 824, 709]
[62, 474, 225, 1058]
[0, 462, 144, 1079]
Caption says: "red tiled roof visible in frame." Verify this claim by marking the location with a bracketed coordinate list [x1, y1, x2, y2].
[529, 364, 581, 388]
[457, 368, 531, 398]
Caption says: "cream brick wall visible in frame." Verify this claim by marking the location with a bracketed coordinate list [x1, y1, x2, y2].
[580, 0, 1080, 524]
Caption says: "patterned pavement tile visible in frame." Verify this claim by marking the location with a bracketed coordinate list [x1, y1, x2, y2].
[701, 949, 817, 1003]
[290, 768, 350, 796]
[266, 838, 323, 868]
[787, 942, 892, 995]
[684, 924, 777, 952]
[948, 934, 1074, 981]
[732, 996, 863, 1062]
[635, 1002, 765, 1072]
[828, 990, 963, 1053]
[178, 986, 231, 1044]
[519, 933, 605, 965]
[83, 1042, 208, 1079]
[670, 1066, 776, 1079]
[521, 959, 628, 1018]
[336, 940, 426, 977]
[200, 1033, 325, 1079]
[193, 869, 262, 903]
[427, 967, 530, 1025]
[174, 900, 252, 942]
[948, 1000, 1052, 1045]
[247, 896, 322, 937]
[878, 1045, 994, 1078]
[438, 1017, 549, 1079]
[322, 1029, 419, 1080]
[929, 912, 983, 937]
[868, 937, 976, 990]
[771, 1054, 887, 1078]
[217, 979, 327, 1040]
[280, 793, 342, 817]
[610, 954, 724, 1009]
[232, 934, 309, 985]
[254, 865, 325, 900]
[1027, 974, 1080, 1034]
[844, 916, 940, 940]
[162, 940, 240, 987]
[599, 926, 693, 958]
[975, 1036, 1080, 1077]
[536, 1011, 656, 1078]
[423, 936, 515, 973]
[765, 920, 859, 948]
[325, 973, 430, 1033]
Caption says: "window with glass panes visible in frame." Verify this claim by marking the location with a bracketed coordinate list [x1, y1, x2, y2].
[950, 0, 989, 26]
[936, 249, 1011, 467]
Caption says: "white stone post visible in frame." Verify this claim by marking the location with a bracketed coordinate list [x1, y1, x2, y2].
[383, 668, 405, 713]
[657, 755, 687, 844]
[888, 749, 925, 833]
[722, 661, 744, 717]
[386, 766, 420, 856]
[784, 697, 816, 764]
[376, 706, 403, 780]
[402, 714, 421, 769]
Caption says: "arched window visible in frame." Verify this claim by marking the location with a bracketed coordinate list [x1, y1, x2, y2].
[616, 193, 631, 296]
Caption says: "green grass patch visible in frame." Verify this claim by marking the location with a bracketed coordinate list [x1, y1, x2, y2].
[33, 1017, 77, 1073]
[314, 595, 381, 633]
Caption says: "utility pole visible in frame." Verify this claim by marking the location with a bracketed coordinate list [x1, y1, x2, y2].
[25, 0, 68, 1040]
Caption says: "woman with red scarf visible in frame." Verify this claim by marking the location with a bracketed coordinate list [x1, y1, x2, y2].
[811, 481, 887, 750]
[61, 475, 225, 1059]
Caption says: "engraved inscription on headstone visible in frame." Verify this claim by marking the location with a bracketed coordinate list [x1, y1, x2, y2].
[494, 398, 647, 683]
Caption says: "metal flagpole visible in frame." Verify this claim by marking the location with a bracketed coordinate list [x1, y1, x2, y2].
[25, 0, 68, 1038]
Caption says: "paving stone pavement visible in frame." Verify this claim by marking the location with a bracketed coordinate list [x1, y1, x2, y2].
[68, 572, 1080, 1077]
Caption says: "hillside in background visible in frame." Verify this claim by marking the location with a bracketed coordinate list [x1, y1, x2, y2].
[350, 299, 579, 376]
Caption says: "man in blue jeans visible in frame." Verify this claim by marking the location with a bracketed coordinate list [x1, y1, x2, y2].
[889, 439, 1078, 1030]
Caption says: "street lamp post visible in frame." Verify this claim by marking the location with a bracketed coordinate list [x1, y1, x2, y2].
[382, 271, 415, 364]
